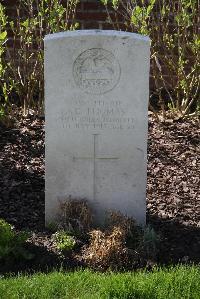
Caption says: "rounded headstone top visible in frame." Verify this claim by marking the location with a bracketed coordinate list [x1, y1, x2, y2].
[44, 30, 150, 43]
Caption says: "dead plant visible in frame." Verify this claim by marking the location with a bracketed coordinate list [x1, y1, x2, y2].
[80, 211, 141, 270]
[79, 211, 159, 270]
[81, 226, 131, 270]
[58, 197, 93, 235]
[106, 211, 136, 235]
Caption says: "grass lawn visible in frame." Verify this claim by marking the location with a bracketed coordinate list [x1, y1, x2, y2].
[0, 265, 199, 299]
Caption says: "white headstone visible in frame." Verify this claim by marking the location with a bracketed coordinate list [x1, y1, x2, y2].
[45, 30, 150, 225]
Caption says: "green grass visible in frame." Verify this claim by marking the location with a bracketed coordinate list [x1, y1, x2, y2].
[0, 265, 199, 299]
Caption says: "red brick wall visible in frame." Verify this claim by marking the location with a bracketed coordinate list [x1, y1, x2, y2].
[2, 0, 196, 91]
[1, 0, 158, 89]
[76, 0, 126, 30]
[2, 0, 128, 57]
[2, 0, 116, 53]
[3, 0, 114, 30]
[77, 0, 108, 29]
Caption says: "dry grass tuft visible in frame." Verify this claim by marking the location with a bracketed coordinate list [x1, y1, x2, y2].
[57, 203, 159, 270]
[81, 226, 130, 270]
[58, 196, 93, 234]
[106, 211, 137, 236]
[80, 212, 140, 270]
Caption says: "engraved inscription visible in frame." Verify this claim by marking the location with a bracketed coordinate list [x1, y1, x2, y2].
[73, 48, 121, 94]
[58, 100, 135, 131]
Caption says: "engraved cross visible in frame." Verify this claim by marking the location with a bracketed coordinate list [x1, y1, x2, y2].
[73, 134, 119, 201]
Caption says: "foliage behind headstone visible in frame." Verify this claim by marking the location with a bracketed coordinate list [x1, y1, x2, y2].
[102, 0, 200, 119]
[0, 0, 79, 116]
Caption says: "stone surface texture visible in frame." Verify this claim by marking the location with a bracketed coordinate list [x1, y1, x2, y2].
[45, 30, 150, 225]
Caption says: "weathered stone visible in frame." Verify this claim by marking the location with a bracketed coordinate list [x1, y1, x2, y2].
[45, 30, 150, 225]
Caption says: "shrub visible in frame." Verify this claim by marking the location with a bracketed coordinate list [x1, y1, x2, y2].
[0, 4, 7, 82]
[0, 219, 33, 263]
[2, 0, 79, 116]
[141, 225, 160, 260]
[102, 0, 200, 120]
[0, 3, 10, 123]
[53, 231, 76, 253]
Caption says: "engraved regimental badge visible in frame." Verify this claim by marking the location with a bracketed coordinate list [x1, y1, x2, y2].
[73, 48, 121, 95]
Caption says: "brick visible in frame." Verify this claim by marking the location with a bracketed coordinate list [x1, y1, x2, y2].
[80, 20, 100, 29]
[2, 0, 197, 88]
[76, 11, 108, 21]
[2, 0, 19, 6]
[82, 2, 103, 11]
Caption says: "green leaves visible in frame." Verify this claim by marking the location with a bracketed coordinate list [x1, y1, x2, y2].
[142, 225, 160, 260]
[147, 0, 156, 15]
[101, 0, 119, 9]
[0, 0, 79, 116]
[0, 3, 8, 105]
[0, 219, 33, 261]
[0, 31, 7, 42]
[0, 3, 7, 27]
[130, 0, 156, 36]
[0, 220, 15, 248]
[102, 0, 199, 118]
[53, 231, 76, 252]
[0, 3, 7, 50]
